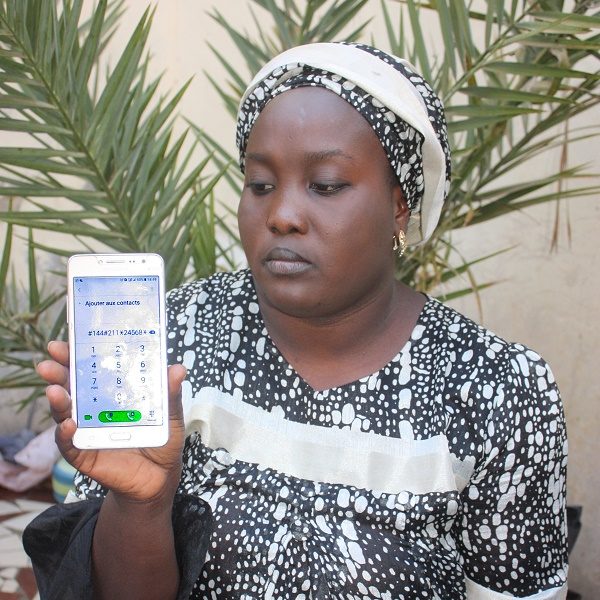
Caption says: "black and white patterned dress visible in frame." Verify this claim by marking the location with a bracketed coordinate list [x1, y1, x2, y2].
[77, 269, 568, 599]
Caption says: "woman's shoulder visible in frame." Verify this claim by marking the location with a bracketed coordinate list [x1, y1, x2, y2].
[165, 269, 256, 367]
[423, 296, 556, 389]
[423, 296, 511, 354]
[428, 299, 564, 471]
[166, 268, 253, 314]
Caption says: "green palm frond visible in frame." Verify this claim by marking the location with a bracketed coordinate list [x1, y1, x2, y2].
[0, 1, 223, 281]
[205, 0, 372, 120]
[379, 0, 600, 294]
[0, 0, 231, 398]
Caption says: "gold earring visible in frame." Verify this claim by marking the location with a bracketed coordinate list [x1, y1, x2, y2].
[393, 230, 407, 257]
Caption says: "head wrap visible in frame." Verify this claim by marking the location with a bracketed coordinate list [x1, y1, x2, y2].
[236, 42, 451, 246]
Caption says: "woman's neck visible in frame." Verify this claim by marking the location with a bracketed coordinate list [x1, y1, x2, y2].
[257, 280, 426, 391]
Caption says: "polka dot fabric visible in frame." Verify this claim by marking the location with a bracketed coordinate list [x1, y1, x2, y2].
[76, 270, 568, 599]
[346, 43, 452, 195]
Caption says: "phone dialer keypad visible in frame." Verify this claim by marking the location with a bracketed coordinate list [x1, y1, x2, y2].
[76, 339, 159, 423]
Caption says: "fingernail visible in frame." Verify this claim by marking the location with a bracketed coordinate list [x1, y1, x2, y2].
[47, 341, 54, 352]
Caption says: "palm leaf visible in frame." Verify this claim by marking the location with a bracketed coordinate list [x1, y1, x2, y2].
[387, 0, 600, 294]
[0, 0, 231, 402]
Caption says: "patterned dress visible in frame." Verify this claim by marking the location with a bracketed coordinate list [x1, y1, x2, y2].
[77, 269, 568, 599]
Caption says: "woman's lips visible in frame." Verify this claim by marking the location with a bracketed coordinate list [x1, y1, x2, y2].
[263, 247, 312, 275]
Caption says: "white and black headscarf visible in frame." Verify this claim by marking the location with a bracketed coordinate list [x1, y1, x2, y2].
[236, 42, 451, 246]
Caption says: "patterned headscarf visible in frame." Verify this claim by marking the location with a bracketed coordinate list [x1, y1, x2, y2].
[236, 42, 451, 246]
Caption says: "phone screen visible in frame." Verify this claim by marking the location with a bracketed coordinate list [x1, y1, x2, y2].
[72, 275, 164, 428]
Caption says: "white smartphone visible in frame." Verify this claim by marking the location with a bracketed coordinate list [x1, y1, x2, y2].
[67, 253, 169, 449]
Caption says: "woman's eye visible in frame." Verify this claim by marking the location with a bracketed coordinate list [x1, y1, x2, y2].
[309, 182, 347, 195]
[246, 182, 274, 195]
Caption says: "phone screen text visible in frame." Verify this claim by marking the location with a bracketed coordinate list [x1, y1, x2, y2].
[73, 275, 163, 428]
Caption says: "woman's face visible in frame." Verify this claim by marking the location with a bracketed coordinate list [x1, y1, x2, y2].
[238, 86, 409, 320]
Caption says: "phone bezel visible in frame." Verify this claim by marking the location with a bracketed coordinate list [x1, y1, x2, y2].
[67, 253, 169, 449]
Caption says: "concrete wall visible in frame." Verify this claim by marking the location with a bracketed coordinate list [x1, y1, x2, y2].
[2, 0, 598, 595]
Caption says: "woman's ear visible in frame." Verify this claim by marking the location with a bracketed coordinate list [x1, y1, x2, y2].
[392, 183, 410, 233]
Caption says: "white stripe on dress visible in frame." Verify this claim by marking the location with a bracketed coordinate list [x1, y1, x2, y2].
[184, 386, 459, 495]
[465, 576, 568, 600]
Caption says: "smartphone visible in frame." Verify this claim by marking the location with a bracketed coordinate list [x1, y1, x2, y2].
[67, 253, 169, 449]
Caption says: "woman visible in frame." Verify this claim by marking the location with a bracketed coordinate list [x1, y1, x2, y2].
[27, 43, 568, 600]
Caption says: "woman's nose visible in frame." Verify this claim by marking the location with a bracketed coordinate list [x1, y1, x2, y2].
[265, 187, 308, 235]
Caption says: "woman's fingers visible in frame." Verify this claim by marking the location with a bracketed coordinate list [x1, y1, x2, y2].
[37, 359, 69, 388]
[47, 340, 69, 366]
[47, 384, 72, 424]
[54, 417, 85, 469]
[167, 364, 186, 423]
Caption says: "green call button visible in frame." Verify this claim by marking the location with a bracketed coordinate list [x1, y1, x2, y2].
[98, 410, 141, 423]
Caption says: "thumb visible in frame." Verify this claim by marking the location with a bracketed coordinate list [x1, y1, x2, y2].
[167, 364, 186, 422]
[54, 417, 86, 471]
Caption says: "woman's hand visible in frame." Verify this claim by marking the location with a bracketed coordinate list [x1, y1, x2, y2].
[37, 341, 186, 505]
